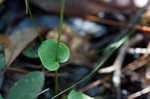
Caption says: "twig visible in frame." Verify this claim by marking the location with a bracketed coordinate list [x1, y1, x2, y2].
[123, 43, 150, 73]
[124, 55, 150, 72]
[113, 35, 144, 99]
[37, 88, 50, 96]
[128, 86, 150, 99]
[98, 34, 143, 74]
[113, 41, 129, 99]
[6, 67, 69, 77]
[98, 65, 115, 73]
[127, 43, 150, 99]
[98, 34, 143, 99]
[128, 48, 150, 54]
[7, 67, 29, 73]
[79, 76, 110, 92]
[85, 15, 150, 33]
[80, 80, 102, 92]
[45, 71, 68, 77]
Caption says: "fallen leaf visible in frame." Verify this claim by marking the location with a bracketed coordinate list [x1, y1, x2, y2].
[30, 0, 124, 16]
[4, 28, 38, 66]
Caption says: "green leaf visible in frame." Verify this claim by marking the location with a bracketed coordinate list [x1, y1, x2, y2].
[8, 71, 45, 99]
[0, 94, 3, 99]
[68, 90, 94, 99]
[23, 43, 38, 58]
[38, 40, 70, 71]
[0, 54, 5, 70]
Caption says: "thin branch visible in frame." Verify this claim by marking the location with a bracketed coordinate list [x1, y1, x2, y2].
[128, 86, 150, 99]
[85, 15, 150, 33]
[98, 34, 143, 74]
[79, 76, 110, 92]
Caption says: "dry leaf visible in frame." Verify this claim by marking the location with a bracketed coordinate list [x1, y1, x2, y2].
[5, 28, 38, 66]
[31, 0, 124, 16]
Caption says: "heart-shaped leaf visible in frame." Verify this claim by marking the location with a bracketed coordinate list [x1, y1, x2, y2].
[38, 40, 70, 71]
[8, 71, 44, 99]
[68, 90, 94, 99]
[0, 94, 3, 99]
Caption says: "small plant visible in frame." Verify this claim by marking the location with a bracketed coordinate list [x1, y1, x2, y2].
[37, 0, 69, 96]
[38, 40, 70, 71]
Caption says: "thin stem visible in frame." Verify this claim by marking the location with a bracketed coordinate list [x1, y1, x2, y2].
[56, 0, 66, 61]
[55, 0, 66, 97]
[26, 0, 44, 42]
[55, 70, 59, 94]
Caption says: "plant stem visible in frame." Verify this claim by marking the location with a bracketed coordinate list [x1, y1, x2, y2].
[55, 70, 59, 94]
[56, 0, 66, 61]
[26, 0, 44, 42]
[55, 0, 66, 96]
